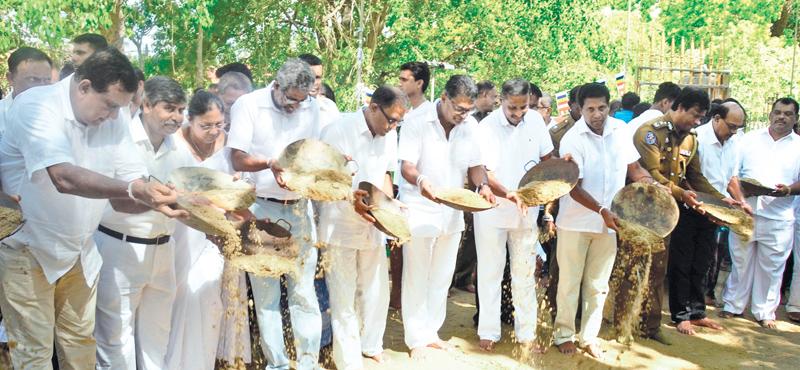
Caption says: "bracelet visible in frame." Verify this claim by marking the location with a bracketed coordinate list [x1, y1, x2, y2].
[542, 213, 554, 222]
[416, 175, 427, 188]
[597, 206, 605, 215]
[127, 180, 138, 201]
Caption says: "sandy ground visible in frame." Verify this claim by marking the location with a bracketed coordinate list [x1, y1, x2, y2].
[2, 271, 799, 369]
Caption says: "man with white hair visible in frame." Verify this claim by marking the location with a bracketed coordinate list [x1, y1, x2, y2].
[216, 71, 252, 131]
[228, 58, 322, 369]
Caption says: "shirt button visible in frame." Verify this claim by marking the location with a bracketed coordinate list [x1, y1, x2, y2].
[670, 172, 675, 176]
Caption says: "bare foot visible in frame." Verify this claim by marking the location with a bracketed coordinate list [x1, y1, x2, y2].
[788, 312, 800, 323]
[705, 296, 716, 306]
[364, 352, 385, 363]
[580, 343, 603, 359]
[759, 319, 777, 329]
[427, 340, 451, 350]
[478, 339, 495, 352]
[691, 317, 723, 330]
[410, 347, 427, 360]
[557, 341, 577, 355]
[718, 310, 740, 319]
[676, 321, 696, 335]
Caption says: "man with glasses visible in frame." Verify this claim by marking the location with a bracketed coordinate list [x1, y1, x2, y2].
[398, 75, 494, 359]
[318, 85, 407, 369]
[625, 87, 733, 344]
[666, 100, 745, 337]
[722, 97, 800, 329]
[0, 47, 53, 140]
[93, 76, 193, 369]
[228, 58, 322, 369]
[537, 93, 556, 129]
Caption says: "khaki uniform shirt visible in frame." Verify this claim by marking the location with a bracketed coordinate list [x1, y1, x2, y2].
[548, 114, 576, 157]
[632, 113, 724, 202]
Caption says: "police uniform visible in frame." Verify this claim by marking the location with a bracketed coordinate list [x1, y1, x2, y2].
[615, 113, 724, 337]
[548, 114, 576, 158]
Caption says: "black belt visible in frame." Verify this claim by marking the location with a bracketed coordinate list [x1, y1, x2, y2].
[98, 225, 171, 245]
[258, 197, 301, 205]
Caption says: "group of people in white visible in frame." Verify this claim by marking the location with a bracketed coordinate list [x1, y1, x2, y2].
[0, 32, 799, 370]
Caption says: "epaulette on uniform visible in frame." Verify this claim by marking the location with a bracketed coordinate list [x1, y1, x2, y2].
[652, 121, 670, 129]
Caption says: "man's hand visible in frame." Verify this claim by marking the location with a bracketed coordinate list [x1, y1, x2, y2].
[478, 184, 496, 205]
[682, 189, 703, 211]
[353, 189, 376, 223]
[227, 208, 255, 228]
[773, 184, 792, 197]
[600, 207, 620, 231]
[419, 178, 437, 202]
[561, 153, 574, 163]
[132, 180, 187, 218]
[506, 191, 528, 217]
[268, 159, 288, 189]
[740, 202, 754, 216]
[721, 197, 741, 207]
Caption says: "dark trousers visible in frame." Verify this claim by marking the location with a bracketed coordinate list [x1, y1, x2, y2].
[668, 206, 717, 322]
[453, 213, 477, 288]
[705, 227, 731, 299]
[613, 235, 669, 336]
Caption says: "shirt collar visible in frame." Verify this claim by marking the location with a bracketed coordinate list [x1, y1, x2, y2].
[60, 77, 77, 122]
[130, 114, 177, 152]
[357, 110, 373, 137]
[574, 116, 620, 137]
[697, 123, 723, 146]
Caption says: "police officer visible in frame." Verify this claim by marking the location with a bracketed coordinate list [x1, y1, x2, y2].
[617, 87, 729, 345]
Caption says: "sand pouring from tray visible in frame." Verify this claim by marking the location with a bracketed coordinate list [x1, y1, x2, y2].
[515, 157, 579, 206]
[0, 191, 24, 240]
[358, 181, 410, 243]
[278, 139, 355, 202]
[230, 219, 299, 278]
[694, 191, 754, 241]
[611, 182, 680, 254]
[168, 167, 256, 236]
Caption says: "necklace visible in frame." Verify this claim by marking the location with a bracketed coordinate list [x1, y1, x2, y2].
[186, 129, 213, 160]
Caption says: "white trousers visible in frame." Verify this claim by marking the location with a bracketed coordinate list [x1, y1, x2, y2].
[722, 216, 793, 321]
[326, 246, 389, 370]
[94, 232, 176, 370]
[474, 219, 538, 342]
[552, 229, 616, 346]
[786, 217, 800, 313]
[165, 237, 224, 370]
[401, 232, 461, 349]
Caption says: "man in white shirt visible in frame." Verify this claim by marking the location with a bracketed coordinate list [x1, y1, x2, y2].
[474, 78, 553, 353]
[318, 85, 406, 369]
[471, 80, 497, 123]
[668, 101, 744, 336]
[0, 46, 53, 140]
[537, 93, 557, 129]
[216, 71, 253, 131]
[94, 76, 193, 369]
[299, 54, 340, 131]
[553, 83, 654, 358]
[0, 48, 183, 370]
[722, 97, 800, 329]
[628, 81, 682, 133]
[398, 75, 495, 358]
[228, 58, 322, 369]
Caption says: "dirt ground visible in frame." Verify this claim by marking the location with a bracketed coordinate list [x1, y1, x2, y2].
[2, 271, 799, 369]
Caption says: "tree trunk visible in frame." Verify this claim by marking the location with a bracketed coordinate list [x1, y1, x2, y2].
[105, 0, 125, 49]
[771, 0, 793, 37]
[196, 25, 204, 88]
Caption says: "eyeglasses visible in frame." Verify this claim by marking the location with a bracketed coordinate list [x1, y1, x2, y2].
[448, 98, 472, 115]
[378, 106, 403, 125]
[198, 122, 225, 131]
[724, 121, 744, 133]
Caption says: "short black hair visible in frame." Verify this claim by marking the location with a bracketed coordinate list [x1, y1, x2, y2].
[721, 98, 747, 120]
[653, 81, 681, 103]
[215, 62, 253, 82]
[632, 102, 651, 118]
[7, 47, 52, 74]
[477, 80, 495, 95]
[74, 47, 138, 93]
[621, 92, 640, 110]
[771, 97, 799, 115]
[144, 76, 187, 106]
[298, 53, 322, 67]
[501, 78, 530, 97]
[528, 82, 543, 98]
[72, 33, 108, 50]
[577, 82, 610, 107]
[443, 74, 478, 100]
[188, 90, 224, 119]
[371, 85, 408, 109]
[133, 67, 145, 83]
[321, 83, 336, 103]
[672, 87, 710, 113]
[400, 61, 430, 93]
[568, 85, 581, 104]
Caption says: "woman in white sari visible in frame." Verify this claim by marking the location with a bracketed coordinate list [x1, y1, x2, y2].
[166, 90, 251, 369]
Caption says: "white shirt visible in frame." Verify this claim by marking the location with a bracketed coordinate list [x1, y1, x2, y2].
[227, 82, 321, 200]
[557, 117, 639, 234]
[398, 100, 482, 237]
[318, 111, 398, 249]
[545, 117, 557, 130]
[477, 109, 553, 229]
[0, 95, 13, 141]
[696, 122, 740, 197]
[0, 77, 147, 285]
[627, 108, 663, 133]
[316, 95, 341, 132]
[732, 127, 800, 221]
[99, 116, 195, 238]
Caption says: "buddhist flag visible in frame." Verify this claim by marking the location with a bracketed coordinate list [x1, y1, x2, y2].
[615, 72, 626, 95]
[556, 90, 569, 116]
